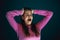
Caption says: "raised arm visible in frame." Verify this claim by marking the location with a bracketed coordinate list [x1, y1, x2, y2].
[34, 10, 53, 30]
[6, 10, 23, 33]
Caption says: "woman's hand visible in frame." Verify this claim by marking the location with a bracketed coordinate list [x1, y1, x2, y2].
[32, 10, 34, 14]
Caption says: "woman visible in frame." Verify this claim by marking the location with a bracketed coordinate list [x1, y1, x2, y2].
[6, 7, 53, 40]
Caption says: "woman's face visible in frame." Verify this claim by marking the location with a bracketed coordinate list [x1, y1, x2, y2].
[22, 10, 33, 26]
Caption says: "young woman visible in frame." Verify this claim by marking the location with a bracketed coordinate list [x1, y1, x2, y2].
[6, 7, 53, 40]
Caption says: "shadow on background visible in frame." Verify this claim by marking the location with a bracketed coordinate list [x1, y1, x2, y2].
[0, 0, 60, 40]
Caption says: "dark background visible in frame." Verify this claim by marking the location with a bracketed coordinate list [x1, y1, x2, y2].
[0, 0, 60, 40]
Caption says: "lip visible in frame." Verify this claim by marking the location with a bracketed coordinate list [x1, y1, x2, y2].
[28, 19, 31, 21]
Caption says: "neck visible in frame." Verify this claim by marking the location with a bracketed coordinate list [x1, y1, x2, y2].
[26, 24, 31, 29]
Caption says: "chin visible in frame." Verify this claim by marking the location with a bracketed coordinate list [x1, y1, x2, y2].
[27, 24, 31, 26]
[26, 21, 32, 26]
[27, 23, 31, 26]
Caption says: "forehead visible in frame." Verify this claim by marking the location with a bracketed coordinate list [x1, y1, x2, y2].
[24, 10, 32, 15]
[24, 10, 32, 12]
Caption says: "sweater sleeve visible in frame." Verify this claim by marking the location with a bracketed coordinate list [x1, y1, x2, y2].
[6, 10, 22, 33]
[34, 10, 53, 30]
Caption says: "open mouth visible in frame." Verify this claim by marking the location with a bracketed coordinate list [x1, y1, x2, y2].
[28, 19, 31, 21]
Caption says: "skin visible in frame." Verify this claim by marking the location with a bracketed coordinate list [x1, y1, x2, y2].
[22, 10, 33, 26]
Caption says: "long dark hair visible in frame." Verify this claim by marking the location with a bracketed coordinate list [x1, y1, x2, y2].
[21, 7, 40, 37]
[21, 18, 39, 37]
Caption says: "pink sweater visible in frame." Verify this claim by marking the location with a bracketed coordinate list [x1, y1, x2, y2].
[6, 10, 53, 40]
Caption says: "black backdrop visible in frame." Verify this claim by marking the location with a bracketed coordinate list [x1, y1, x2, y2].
[0, 0, 60, 40]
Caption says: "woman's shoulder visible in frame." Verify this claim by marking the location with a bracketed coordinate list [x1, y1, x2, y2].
[18, 23, 25, 34]
[18, 23, 23, 30]
[17, 23, 26, 37]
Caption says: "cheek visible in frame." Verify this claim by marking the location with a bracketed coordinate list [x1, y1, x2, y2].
[24, 16, 33, 22]
[24, 17, 28, 21]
